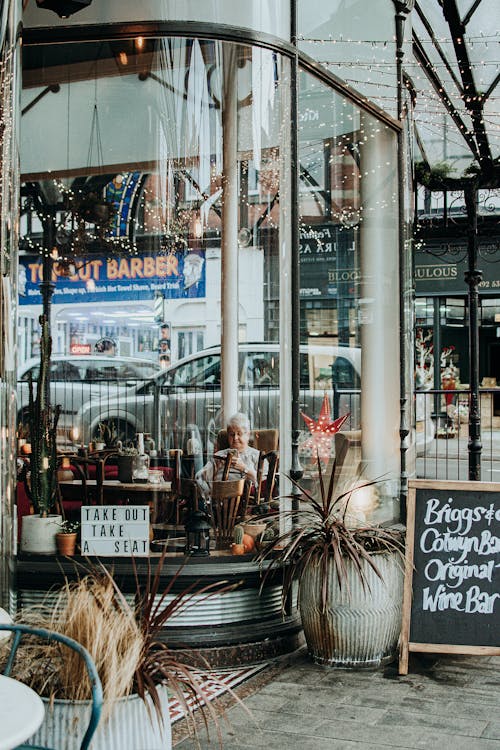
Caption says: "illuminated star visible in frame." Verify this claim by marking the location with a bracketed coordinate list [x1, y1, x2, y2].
[301, 394, 350, 463]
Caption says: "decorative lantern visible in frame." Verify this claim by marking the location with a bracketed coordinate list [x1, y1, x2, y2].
[184, 510, 211, 557]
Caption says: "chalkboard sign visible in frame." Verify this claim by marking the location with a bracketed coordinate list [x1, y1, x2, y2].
[399, 479, 500, 674]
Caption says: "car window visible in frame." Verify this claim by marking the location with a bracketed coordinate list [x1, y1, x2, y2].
[20, 365, 39, 382]
[171, 355, 221, 386]
[51, 361, 81, 381]
[300, 349, 360, 389]
[244, 352, 279, 386]
[332, 356, 360, 388]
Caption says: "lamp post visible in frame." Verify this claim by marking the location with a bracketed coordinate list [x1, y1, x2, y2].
[464, 183, 482, 481]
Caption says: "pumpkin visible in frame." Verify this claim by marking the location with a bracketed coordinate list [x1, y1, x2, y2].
[242, 534, 255, 553]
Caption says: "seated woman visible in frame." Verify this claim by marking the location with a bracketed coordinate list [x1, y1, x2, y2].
[196, 412, 267, 499]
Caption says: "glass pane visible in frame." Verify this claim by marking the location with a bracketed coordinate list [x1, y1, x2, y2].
[298, 68, 399, 522]
[20, 36, 289, 456]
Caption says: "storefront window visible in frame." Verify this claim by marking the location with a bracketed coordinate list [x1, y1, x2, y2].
[298, 69, 399, 521]
[20, 35, 290, 455]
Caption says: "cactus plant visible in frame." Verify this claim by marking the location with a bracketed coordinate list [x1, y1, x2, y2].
[27, 314, 61, 517]
[233, 524, 244, 545]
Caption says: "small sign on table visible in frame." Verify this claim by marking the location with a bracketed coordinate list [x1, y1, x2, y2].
[81, 506, 150, 557]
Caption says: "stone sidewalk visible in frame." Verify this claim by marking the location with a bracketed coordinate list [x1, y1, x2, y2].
[174, 648, 500, 749]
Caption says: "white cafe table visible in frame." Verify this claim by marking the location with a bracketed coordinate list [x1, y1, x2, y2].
[0, 674, 45, 750]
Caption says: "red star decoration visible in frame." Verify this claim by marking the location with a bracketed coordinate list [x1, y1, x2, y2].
[301, 394, 350, 463]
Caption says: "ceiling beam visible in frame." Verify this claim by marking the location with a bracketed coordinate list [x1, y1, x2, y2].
[412, 32, 480, 162]
[441, 0, 492, 168]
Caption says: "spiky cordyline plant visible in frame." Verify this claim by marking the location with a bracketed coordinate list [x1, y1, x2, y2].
[129, 550, 244, 744]
[258, 456, 404, 613]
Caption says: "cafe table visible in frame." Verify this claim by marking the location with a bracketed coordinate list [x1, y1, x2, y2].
[0, 674, 45, 749]
[59, 478, 174, 523]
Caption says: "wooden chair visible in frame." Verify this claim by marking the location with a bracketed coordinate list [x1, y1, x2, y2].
[254, 450, 279, 509]
[216, 428, 279, 453]
[58, 455, 106, 506]
[252, 429, 279, 452]
[208, 478, 251, 550]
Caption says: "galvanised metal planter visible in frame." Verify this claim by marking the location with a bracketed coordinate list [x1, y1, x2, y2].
[26, 687, 171, 750]
[298, 552, 403, 669]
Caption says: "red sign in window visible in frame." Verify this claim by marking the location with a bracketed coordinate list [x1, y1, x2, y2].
[70, 344, 91, 355]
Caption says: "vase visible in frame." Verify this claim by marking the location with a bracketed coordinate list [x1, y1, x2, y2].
[299, 551, 403, 669]
[27, 687, 171, 750]
[20, 514, 63, 555]
[56, 532, 78, 556]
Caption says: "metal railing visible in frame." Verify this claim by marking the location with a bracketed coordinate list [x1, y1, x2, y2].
[415, 388, 500, 482]
[21, 377, 500, 482]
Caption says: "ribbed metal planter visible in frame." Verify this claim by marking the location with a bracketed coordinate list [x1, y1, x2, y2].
[299, 552, 403, 669]
[26, 687, 171, 750]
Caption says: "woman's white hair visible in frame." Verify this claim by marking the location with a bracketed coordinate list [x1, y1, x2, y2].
[227, 412, 250, 432]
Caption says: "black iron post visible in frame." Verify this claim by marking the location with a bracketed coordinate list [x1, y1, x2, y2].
[289, 0, 303, 507]
[394, 0, 413, 521]
[464, 183, 482, 480]
[40, 206, 56, 323]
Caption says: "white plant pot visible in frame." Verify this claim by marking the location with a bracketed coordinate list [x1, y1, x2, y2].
[20, 514, 63, 555]
[27, 687, 171, 750]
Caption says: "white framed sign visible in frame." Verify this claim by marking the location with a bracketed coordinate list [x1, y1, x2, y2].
[81, 506, 150, 557]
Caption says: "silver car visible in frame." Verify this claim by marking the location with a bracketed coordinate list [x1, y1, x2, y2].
[73, 343, 362, 452]
[17, 355, 160, 444]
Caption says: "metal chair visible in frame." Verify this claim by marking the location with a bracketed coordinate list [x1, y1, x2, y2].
[0, 623, 103, 750]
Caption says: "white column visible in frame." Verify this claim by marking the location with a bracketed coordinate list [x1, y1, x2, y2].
[278, 60, 292, 514]
[359, 117, 400, 499]
[221, 45, 239, 424]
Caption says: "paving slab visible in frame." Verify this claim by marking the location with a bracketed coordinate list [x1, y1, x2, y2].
[173, 649, 500, 749]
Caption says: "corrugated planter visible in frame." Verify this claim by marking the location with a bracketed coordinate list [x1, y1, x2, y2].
[26, 687, 171, 750]
[298, 551, 403, 669]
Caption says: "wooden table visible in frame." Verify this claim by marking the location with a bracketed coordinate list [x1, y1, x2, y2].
[59, 479, 174, 523]
[0, 675, 45, 750]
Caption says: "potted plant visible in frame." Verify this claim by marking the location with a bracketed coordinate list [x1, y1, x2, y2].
[3, 557, 238, 749]
[258, 458, 405, 668]
[116, 446, 138, 483]
[20, 314, 63, 554]
[55, 520, 80, 556]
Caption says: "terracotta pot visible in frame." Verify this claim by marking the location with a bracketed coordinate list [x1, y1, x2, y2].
[56, 532, 78, 556]
[231, 543, 245, 555]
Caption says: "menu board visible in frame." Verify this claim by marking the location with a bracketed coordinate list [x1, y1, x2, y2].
[81, 505, 150, 557]
[399, 480, 500, 674]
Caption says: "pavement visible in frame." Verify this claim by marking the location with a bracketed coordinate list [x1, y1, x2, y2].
[173, 647, 500, 749]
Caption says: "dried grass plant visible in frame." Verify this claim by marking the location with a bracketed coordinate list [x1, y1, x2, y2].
[1, 554, 247, 744]
[5, 575, 143, 719]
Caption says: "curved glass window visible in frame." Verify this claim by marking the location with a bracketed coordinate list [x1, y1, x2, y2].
[19, 36, 290, 458]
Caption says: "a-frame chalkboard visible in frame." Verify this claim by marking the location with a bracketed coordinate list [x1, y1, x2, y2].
[399, 479, 500, 675]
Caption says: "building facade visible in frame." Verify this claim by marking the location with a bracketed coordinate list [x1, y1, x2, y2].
[0, 1, 414, 606]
